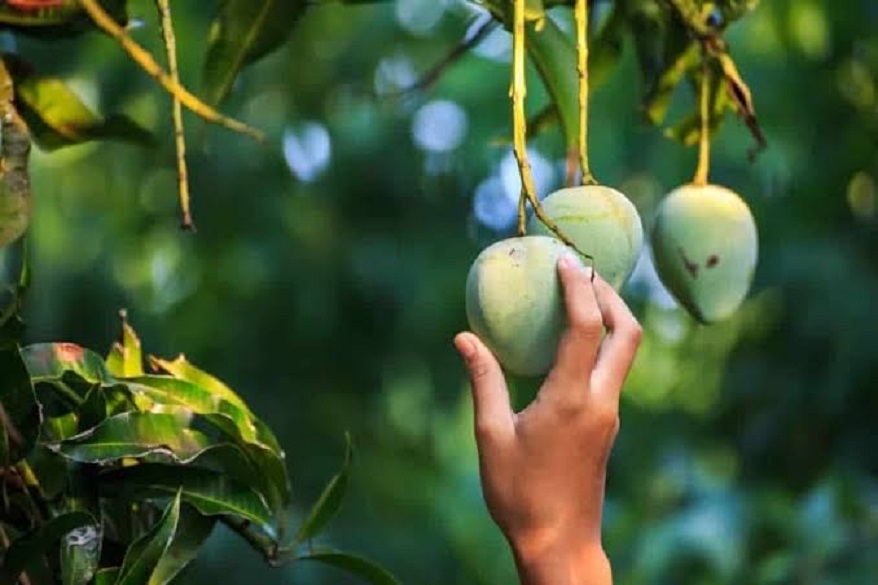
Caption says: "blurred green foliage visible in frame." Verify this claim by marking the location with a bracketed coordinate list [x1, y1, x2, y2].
[1, 0, 876, 583]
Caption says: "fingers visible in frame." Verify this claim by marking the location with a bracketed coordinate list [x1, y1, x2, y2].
[591, 275, 642, 400]
[547, 253, 604, 393]
[454, 332, 514, 443]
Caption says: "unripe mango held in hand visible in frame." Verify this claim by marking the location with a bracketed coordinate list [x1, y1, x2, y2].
[465, 236, 570, 377]
[651, 184, 758, 323]
[528, 185, 643, 290]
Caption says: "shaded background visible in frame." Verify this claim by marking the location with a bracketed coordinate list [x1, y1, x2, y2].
[2, 0, 876, 583]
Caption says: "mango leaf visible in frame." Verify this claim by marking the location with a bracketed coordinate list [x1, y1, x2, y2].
[77, 384, 107, 433]
[201, 0, 308, 107]
[42, 412, 79, 442]
[22, 343, 113, 384]
[12, 74, 155, 151]
[115, 491, 181, 585]
[664, 66, 732, 146]
[147, 354, 252, 417]
[643, 42, 700, 125]
[0, 0, 126, 33]
[105, 312, 144, 378]
[293, 433, 352, 545]
[94, 568, 119, 585]
[299, 550, 400, 585]
[0, 511, 94, 585]
[0, 347, 40, 463]
[51, 411, 214, 464]
[149, 505, 216, 585]
[60, 521, 102, 585]
[100, 464, 272, 526]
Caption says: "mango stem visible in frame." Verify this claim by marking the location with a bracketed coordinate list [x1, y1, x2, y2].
[693, 58, 712, 186]
[575, 0, 597, 186]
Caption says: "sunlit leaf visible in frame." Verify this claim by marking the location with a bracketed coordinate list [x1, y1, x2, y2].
[147, 354, 252, 417]
[115, 491, 181, 585]
[201, 0, 308, 107]
[294, 433, 352, 544]
[22, 343, 112, 384]
[149, 505, 216, 585]
[105, 312, 144, 378]
[101, 464, 272, 526]
[51, 411, 214, 464]
[60, 521, 101, 585]
[299, 550, 401, 585]
[0, 347, 40, 463]
[0, 511, 94, 585]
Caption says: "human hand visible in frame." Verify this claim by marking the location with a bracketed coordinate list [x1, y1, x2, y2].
[454, 254, 642, 585]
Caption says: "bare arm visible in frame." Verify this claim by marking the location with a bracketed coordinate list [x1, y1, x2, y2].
[454, 254, 642, 585]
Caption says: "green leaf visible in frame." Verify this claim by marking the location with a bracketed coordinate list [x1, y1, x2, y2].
[77, 384, 108, 433]
[147, 354, 252, 417]
[0, 0, 126, 30]
[60, 521, 102, 585]
[293, 433, 352, 545]
[0, 511, 94, 585]
[2, 57, 154, 151]
[643, 42, 700, 125]
[106, 313, 144, 378]
[52, 411, 214, 464]
[101, 464, 273, 526]
[115, 491, 182, 585]
[299, 550, 400, 585]
[201, 0, 308, 107]
[0, 346, 40, 463]
[149, 505, 216, 585]
[94, 568, 120, 585]
[22, 342, 113, 384]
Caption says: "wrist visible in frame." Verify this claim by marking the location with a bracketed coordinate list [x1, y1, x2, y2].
[510, 537, 611, 585]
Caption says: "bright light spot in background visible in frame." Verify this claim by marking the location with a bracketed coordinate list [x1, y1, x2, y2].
[396, 0, 448, 36]
[474, 176, 517, 231]
[412, 100, 469, 153]
[500, 148, 556, 202]
[472, 25, 511, 62]
[847, 171, 876, 222]
[837, 59, 875, 110]
[283, 123, 332, 183]
[789, 0, 829, 60]
[629, 246, 679, 312]
[374, 54, 418, 96]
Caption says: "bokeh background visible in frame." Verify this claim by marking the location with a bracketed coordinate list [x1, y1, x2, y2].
[2, 0, 877, 583]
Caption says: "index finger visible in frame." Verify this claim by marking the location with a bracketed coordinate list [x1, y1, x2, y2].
[591, 275, 642, 401]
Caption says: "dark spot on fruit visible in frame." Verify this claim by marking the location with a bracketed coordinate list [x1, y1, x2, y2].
[678, 247, 699, 278]
[706, 255, 720, 268]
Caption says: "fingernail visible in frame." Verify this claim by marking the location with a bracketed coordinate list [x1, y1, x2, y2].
[558, 251, 580, 271]
[455, 334, 476, 360]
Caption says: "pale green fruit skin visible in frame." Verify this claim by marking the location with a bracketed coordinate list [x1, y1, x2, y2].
[465, 236, 569, 377]
[0, 182, 29, 248]
[528, 185, 643, 290]
[651, 184, 758, 323]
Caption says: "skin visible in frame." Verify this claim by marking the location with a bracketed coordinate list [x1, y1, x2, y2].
[454, 253, 642, 585]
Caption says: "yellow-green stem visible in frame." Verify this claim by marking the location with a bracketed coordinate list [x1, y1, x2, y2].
[575, 0, 596, 185]
[79, 0, 264, 142]
[155, 0, 193, 230]
[693, 59, 711, 186]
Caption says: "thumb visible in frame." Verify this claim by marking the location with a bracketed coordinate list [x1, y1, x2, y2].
[454, 332, 513, 441]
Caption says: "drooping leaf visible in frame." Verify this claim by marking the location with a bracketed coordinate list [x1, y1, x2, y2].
[643, 42, 700, 125]
[115, 491, 182, 585]
[0, 346, 40, 463]
[60, 521, 102, 585]
[149, 505, 216, 585]
[0, 511, 94, 585]
[663, 65, 732, 145]
[52, 411, 214, 464]
[201, 0, 308, 107]
[293, 433, 352, 545]
[100, 464, 273, 526]
[147, 355, 252, 417]
[299, 550, 401, 585]
[715, 50, 766, 158]
[105, 312, 144, 378]
[22, 342, 113, 384]
[93, 568, 120, 585]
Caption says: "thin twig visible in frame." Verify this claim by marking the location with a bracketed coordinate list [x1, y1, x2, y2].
[79, 0, 264, 142]
[154, 0, 194, 230]
[692, 57, 711, 186]
[575, 0, 596, 185]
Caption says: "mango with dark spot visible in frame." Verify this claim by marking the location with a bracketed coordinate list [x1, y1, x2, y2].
[651, 184, 758, 323]
[465, 236, 569, 376]
[528, 185, 643, 290]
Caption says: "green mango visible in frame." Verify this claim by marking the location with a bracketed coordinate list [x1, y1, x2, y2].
[651, 183, 758, 323]
[528, 185, 643, 290]
[465, 236, 569, 377]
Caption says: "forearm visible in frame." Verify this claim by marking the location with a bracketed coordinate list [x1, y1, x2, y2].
[511, 539, 612, 585]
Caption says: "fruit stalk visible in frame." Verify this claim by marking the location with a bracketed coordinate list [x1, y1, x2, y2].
[575, 0, 596, 185]
[693, 57, 711, 186]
